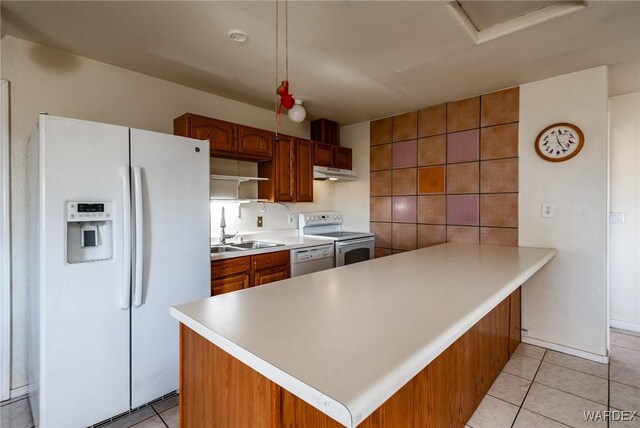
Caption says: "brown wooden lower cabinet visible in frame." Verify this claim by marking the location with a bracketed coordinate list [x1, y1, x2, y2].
[211, 250, 291, 295]
[179, 289, 522, 427]
[253, 266, 290, 287]
[211, 274, 250, 296]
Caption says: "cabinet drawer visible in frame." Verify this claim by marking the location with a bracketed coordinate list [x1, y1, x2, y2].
[251, 250, 290, 271]
[253, 265, 290, 287]
[211, 256, 251, 279]
[211, 274, 250, 296]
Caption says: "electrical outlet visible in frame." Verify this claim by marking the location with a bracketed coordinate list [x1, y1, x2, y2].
[257, 216, 263, 227]
[288, 213, 296, 225]
[541, 202, 556, 218]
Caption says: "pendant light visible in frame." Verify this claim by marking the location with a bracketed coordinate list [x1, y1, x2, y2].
[288, 99, 306, 123]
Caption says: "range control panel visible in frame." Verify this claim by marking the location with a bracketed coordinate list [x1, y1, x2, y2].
[299, 211, 343, 227]
[66, 201, 114, 222]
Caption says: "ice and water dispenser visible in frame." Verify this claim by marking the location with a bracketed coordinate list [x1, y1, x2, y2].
[66, 201, 114, 263]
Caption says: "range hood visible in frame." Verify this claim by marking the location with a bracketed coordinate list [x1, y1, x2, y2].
[313, 166, 357, 182]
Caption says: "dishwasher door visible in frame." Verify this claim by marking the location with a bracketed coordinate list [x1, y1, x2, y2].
[290, 244, 334, 277]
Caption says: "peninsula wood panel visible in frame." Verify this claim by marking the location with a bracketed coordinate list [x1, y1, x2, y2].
[179, 290, 520, 427]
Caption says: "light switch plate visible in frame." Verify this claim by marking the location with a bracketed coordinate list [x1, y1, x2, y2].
[288, 213, 296, 224]
[542, 202, 556, 218]
[610, 212, 625, 224]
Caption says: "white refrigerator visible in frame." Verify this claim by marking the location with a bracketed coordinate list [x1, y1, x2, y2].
[27, 115, 210, 427]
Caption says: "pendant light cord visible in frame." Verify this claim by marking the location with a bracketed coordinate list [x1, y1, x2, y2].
[285, 0, 288, 82]
[274, 0, 279, 137]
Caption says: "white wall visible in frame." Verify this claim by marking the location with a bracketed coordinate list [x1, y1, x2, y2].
[335, 122, 370, 232]
[0, 35, 325, 392]
[519, 66, 609, 359]
[609, 92, 640, 332]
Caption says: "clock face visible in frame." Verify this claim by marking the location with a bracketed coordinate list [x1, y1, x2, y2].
[535, 123, 584, 162]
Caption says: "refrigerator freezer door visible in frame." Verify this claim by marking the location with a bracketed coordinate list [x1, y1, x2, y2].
[36, 116, 130, 426]
[130, 129, 210, 407]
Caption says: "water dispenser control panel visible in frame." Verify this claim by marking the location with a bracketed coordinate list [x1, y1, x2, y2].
[66, 201, 113, 222]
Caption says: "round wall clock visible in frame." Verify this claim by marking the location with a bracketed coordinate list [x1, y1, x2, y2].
[535, 123, 584, 162]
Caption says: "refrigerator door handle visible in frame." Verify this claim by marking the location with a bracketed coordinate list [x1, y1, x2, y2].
[121, 166, 132, 309]
[133, 166, 144, 307]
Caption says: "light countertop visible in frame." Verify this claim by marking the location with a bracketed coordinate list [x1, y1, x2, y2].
[172, 243, 556, 427]
[210, 230, 335, 260]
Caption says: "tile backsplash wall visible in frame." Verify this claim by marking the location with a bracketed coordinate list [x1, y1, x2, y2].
[370, 87, 519, 257]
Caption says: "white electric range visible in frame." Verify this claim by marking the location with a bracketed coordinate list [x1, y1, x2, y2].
[299, 211, 375, 267]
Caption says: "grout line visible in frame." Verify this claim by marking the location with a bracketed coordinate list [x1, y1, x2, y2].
[522, 408, 575, 428]
[510, 348, 546, 428]
[149, 403, 169, 428]
[0, 394, 28, 407]
[540, 359, 609, 380]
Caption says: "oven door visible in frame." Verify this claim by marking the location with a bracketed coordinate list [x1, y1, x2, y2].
[335, 236, 375, 267]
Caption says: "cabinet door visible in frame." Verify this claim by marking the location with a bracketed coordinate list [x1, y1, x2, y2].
[273, 137, 295, 202]
[237, 126, 273, 160]
[190, 116, 236, 154]
[253, 265, 290, 287]
[313, 142, 335, 167]
[211, 274, 250, 296]
[334, 147, 352, 170]
[296, 140, 314, 202]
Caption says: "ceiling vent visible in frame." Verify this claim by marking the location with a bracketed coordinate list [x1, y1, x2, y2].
[448, 1, 586, 44]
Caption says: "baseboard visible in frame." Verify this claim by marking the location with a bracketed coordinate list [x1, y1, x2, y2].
[522, 336, 609, 364]
[9, 385, 28, 399]
[610, 319, 640, 334]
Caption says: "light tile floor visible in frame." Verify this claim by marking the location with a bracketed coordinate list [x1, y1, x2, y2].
[1, 329, 638, 428]
[467, 328, 640, 428]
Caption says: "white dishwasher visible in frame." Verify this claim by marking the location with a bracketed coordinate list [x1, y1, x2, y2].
[290, 243, 334, 277]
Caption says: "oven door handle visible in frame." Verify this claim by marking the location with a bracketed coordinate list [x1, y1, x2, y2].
[335, 236, 376, 248]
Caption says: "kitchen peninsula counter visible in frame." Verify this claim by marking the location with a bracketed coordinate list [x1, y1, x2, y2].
[171, 243, 556, 427]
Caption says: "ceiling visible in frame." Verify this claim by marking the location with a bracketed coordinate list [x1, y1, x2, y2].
[1, 1, 639, 125]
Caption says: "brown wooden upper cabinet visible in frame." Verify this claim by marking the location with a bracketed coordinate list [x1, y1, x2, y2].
[174, 113, 273, 161]
[313, 142, 352, 170]
[258, 137, 313, 203]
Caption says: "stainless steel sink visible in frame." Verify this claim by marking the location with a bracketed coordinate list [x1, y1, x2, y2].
[230, 241, 284, 249]
[211, 241, 284, 253]
[210, 245, 243, 253]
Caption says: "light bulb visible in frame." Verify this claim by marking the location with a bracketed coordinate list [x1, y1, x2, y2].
[288, 99, 306, 123]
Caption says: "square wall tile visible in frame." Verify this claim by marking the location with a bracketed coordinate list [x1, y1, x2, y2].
[481, 159, 518, 193]
[481, 87, 519, 127]
[371, 144, 392, 171]
[370, 222, 392, 248]
[418, 225, 446, 248]
[375, 247, 392, 258]
[392, 111, 417, 142]
[370, 197, 392, 222]
[481, 123, 519, 160]
[370, 170, 392, 196]
[392, 168, 417, 195]
[393, 196, 417, 223]
[418, 135, 446, 166]
[370, 117, 392, 146]
[392, 223, 417, 250]
[418, 104, 446, 137]
[447, 129, 479, 163]
[393, 140, 417, 169]
[447, 96, 480, 132]
[447, 194, 479, 226]
[480, 194, 518, 227]
[447, 226, 479, 243]
[418, 195, 446, 224]
[418, 166, 445, 194]
[480, 228, 518, 246]
[447, 162, 479, 194]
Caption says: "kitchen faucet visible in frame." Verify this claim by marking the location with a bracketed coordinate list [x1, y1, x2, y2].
[219, 206, 237, 244]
